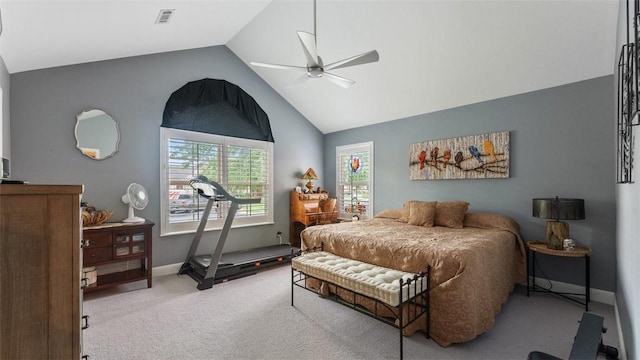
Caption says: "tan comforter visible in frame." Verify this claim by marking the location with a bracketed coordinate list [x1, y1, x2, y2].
[300, 212, 526, 347]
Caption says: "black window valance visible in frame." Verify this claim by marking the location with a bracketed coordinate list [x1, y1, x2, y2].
[162, 79, 274, 142]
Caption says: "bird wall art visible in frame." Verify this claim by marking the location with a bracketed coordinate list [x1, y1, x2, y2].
[409, 131, 510, 180]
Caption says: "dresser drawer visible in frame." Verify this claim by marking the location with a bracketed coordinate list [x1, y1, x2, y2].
[83, 246, 113, 265]
[83, 232, 112, 248]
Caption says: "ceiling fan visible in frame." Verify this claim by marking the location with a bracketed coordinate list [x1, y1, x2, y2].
[250, 0, 379, 89]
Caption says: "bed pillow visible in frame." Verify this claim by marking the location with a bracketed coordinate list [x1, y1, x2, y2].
[407, 201, 437, 226]
[374, 208, 403, 219]
[463, 212, 520, 231]
[398, 200, 417, 222]
[434, 201, 469, 228]
[398, 200, 436, 223]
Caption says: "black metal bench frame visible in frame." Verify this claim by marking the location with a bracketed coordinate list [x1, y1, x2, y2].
[290, 245, 430, 360]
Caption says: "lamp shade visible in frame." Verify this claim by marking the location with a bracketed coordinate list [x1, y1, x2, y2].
[532, 197, 585, 221]
[302, 168, 318, 180]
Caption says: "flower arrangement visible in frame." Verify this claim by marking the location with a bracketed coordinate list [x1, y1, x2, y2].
[345, 202, 366, 215]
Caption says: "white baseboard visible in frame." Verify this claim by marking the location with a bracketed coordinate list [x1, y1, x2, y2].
[153, 262, 183, 277]
[614, 299, 628, 360]
[530, 276, 615, 305]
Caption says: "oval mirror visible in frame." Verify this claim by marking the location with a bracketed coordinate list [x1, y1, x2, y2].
[75, 109, 120, 160]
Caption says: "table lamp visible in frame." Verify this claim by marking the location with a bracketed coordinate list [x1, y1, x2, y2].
[532, 196, 585, 250]
[302, 168, 319, 192]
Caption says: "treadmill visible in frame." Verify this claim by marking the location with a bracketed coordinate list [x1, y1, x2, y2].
[178, 175, 294, 290]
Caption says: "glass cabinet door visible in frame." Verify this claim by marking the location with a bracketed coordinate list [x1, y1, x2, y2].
[114, 231, 146, 258]
[115, 234, 130, 257]
[131, 233, 145, 254]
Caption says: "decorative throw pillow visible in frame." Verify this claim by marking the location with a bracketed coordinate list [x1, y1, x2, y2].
[434, 201, 470, 228]
[398, 200, 420, 222]
[398, 200, 437, 223]
[407, 201, 437, 226]
[374, 208, 403, 219]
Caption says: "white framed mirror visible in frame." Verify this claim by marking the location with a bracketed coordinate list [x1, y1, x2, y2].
[74, 109, 120, 160]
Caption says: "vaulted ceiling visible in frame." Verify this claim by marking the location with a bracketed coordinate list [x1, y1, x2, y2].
[0, 0, 619, 134]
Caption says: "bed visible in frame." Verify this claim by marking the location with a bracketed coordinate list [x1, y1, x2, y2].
[299, 200, 526, 347]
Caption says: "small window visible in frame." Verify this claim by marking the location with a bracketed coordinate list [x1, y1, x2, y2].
[160, 127, 273, 236]
[336, 142, 374, 220]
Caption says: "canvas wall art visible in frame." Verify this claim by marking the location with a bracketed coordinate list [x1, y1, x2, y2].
[409, 131, 509, 180]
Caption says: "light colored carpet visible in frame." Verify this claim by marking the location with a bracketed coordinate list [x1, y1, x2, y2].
[83, 265, 619, 360]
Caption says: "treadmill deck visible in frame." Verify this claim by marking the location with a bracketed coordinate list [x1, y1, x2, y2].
[183, 244, 298, 287]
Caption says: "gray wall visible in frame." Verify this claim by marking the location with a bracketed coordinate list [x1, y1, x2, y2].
[324, 76, 616, 292]
[614, 0, 638, 358]
[10, 45, 324, 267]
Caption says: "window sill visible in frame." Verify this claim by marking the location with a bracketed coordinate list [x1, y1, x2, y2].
[160, 221, 275, 237]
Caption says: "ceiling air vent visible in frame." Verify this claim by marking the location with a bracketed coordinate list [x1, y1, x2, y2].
[155, 9, 175, 24]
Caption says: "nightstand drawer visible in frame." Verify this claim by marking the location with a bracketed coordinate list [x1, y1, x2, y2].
[83, 246, 112, 265]
[83, 232, 112, 248]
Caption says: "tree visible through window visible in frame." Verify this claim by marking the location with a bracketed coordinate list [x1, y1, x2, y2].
[161, 128, 273, 235]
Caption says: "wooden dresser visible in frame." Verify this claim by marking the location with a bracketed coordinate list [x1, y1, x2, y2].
[0, 184, 84, 359]
[289, 190, 336, 248]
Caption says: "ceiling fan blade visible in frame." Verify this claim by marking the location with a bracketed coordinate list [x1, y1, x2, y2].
[323, 72, 355, 89]
[297, 31, 320, 68]
[250, 62, 307, 72]
[286, 74, 310, 89]
[324, 50, 379, 71]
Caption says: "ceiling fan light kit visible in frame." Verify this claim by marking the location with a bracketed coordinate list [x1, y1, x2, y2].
[250, 0, 379, 88]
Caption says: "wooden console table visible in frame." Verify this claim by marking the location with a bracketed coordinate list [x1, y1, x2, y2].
[83, 221, 153, 292]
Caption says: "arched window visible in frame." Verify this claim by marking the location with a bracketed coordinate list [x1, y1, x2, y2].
[160, 79, 274, 235]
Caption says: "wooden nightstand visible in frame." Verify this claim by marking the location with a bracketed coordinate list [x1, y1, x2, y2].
[526, 241, 592, 311]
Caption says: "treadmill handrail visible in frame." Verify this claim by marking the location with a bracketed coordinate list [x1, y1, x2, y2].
[189, 175, 261, 204]
[181, 175, 263, 290]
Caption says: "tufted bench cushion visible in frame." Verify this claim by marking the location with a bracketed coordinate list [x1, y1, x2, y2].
[291, 251, 427, 306]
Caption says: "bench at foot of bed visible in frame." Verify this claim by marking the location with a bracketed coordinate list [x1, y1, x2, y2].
[291, 246, 430, 360]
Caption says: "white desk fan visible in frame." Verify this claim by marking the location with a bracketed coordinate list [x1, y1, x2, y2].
[121, 183, 148, 223]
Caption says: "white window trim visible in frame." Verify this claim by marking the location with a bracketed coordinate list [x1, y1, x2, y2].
[336, 141, 374, 220]
[160, 127, 274, 236]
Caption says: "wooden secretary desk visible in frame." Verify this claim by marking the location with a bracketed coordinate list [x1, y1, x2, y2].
[289, 190, 337, 248]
